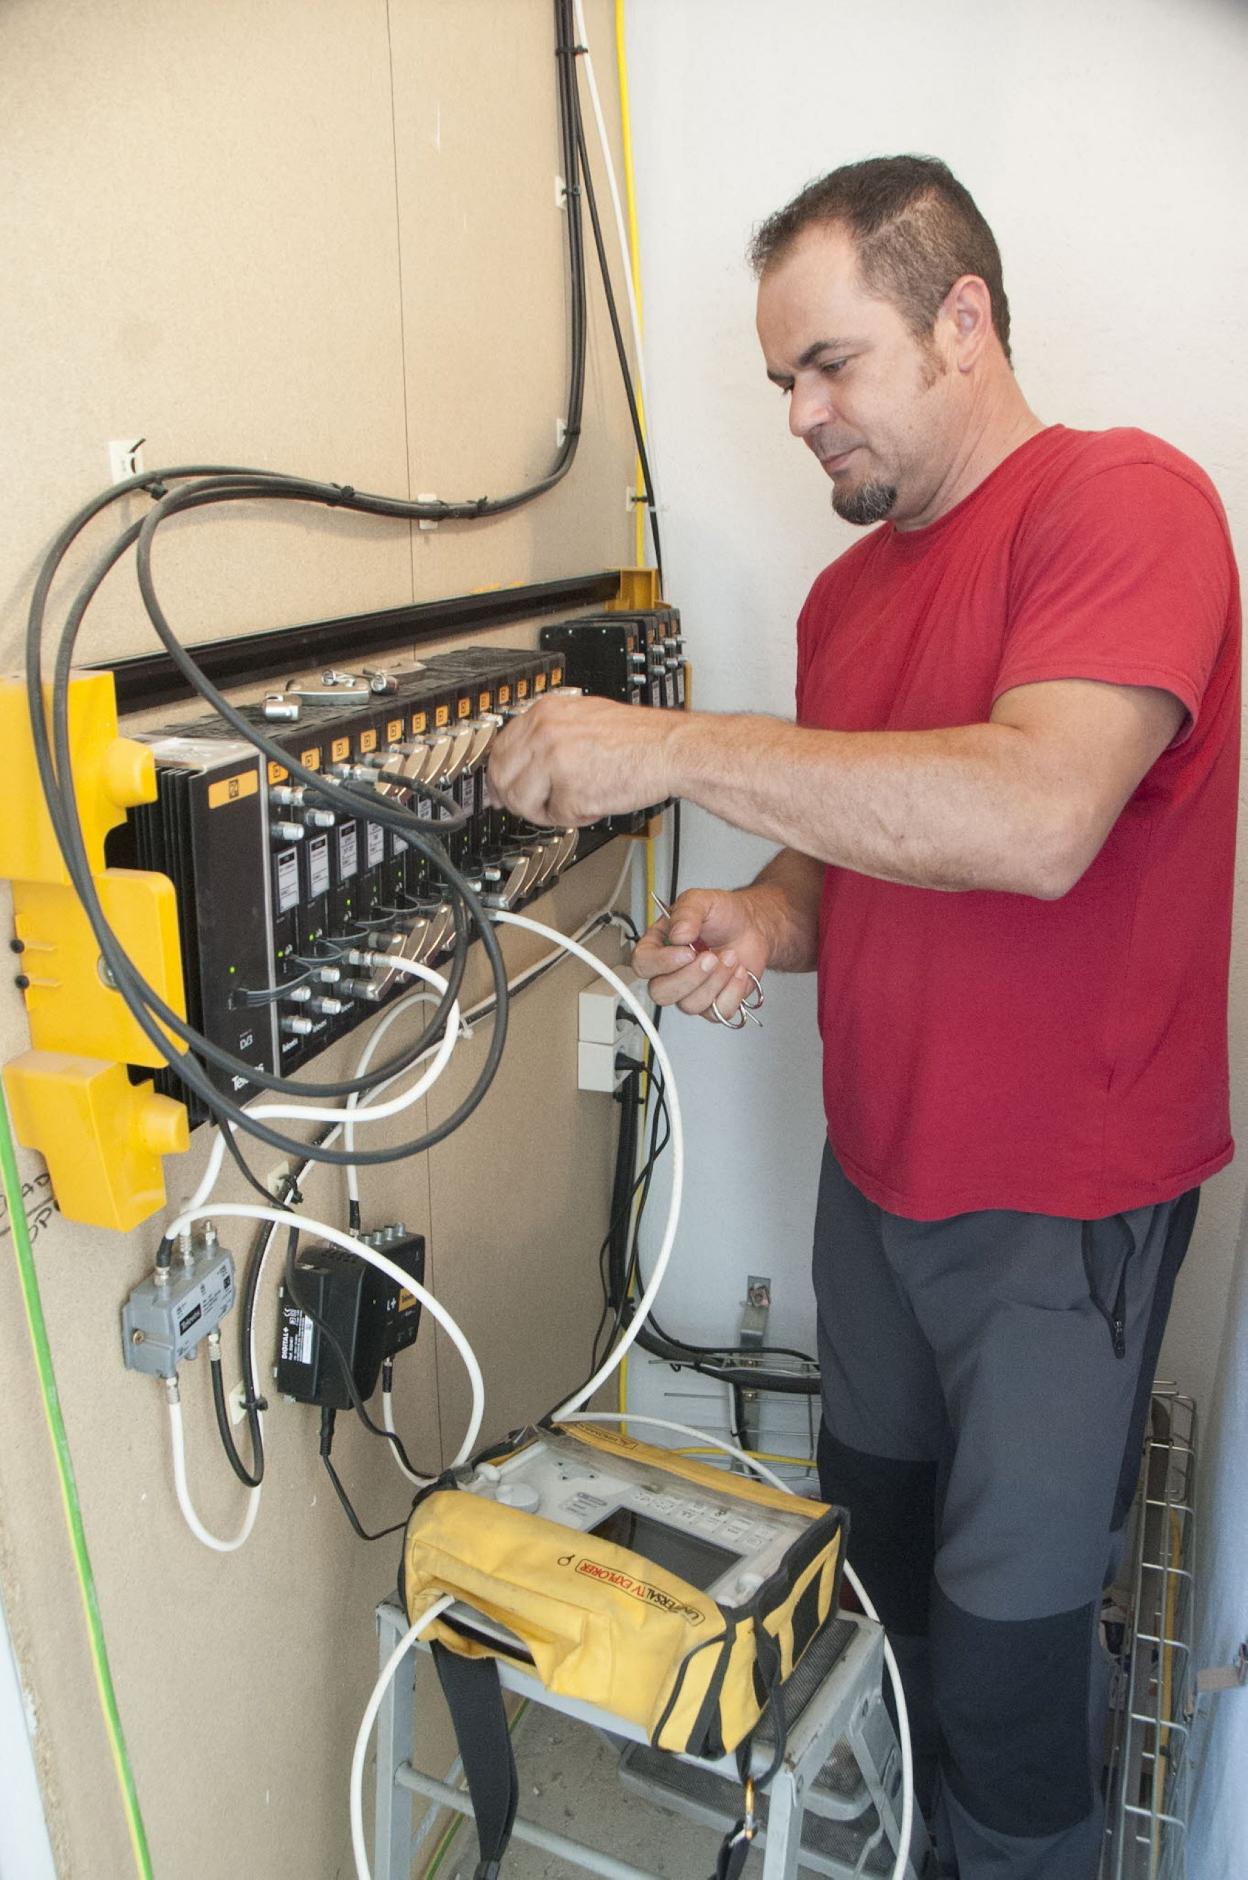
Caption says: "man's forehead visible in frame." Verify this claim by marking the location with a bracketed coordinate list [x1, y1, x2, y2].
[757, 227, 869, 322]
[755, 224, 900, 356]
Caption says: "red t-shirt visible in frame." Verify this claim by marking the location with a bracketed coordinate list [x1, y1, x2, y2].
[795, 425, 1240, 1220]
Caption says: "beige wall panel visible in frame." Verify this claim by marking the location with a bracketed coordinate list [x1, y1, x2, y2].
[0, 0, 413, 668]
[391, 0, 636, 600]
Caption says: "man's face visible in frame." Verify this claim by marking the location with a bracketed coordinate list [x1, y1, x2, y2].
[756, 224, 961, 529]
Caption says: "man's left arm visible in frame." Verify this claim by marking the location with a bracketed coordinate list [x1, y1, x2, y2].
[485, 677, 1185, 900]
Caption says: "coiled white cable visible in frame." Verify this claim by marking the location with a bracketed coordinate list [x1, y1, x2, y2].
[186, 957, 460, 1215]
[490, 910, 681, 1419]
[350, 1595, 454, 1880]
[162, 1199, 297, 1551]
[165, 1386, 261, 1553]
[560, 1411, 914, 1880]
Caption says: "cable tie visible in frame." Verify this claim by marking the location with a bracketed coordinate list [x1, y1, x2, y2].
[561, 424, 582, 438]
[328, 483, 356, 506]
[243, 1392, 269, 1416]
[285, 1182, 304, 1207]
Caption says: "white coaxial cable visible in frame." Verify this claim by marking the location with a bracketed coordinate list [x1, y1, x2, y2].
[165, 1203, 486, 1467]
[489, 909, 680, 1419]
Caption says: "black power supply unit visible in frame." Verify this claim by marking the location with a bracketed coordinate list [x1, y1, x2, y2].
[275, 1227, 426, 1410]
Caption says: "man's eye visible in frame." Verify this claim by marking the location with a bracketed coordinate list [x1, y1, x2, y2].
[821, 359, 848, 376]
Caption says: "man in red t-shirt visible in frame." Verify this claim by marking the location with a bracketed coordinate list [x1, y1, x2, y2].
[488, 156, 1240, 1879]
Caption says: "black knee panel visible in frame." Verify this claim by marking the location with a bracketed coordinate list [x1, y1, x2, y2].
[817, 1425, 937, 1637]
[930, 1583, 1097, 1836]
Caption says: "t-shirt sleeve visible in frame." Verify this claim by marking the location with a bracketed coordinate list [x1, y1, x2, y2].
[795, 578, 823, 723]
[994, 462, 1233, 737]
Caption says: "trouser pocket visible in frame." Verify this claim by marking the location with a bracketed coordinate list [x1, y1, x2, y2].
[1081, 1213, 1135, 1358]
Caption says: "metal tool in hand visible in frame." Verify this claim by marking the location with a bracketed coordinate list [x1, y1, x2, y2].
[650, 894, 763, 1029]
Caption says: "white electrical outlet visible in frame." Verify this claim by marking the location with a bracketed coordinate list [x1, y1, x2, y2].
[107, 437, 145, 483]
[578, 987, 619, 1045]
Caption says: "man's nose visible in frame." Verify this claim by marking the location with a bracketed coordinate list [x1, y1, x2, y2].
[788, 375, 834, 440]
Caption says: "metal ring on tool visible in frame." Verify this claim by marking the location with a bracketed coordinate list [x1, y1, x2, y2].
[710, 997, 748, 1030]
[740, 970, 765, 1011]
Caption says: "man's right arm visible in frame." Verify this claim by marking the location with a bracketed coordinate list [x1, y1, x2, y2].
[632, 848, 824, 1023]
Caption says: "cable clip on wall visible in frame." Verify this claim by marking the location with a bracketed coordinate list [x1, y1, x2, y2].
[0, 670, 188, 1231]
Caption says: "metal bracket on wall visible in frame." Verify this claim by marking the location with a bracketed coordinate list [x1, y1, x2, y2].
[1194, 1641, 1248, 1698]
[0, 672, 189, 1232]
[733, 1275, 772, 1453]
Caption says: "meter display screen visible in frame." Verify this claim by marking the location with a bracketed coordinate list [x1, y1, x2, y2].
[589, 1507, 741, 1591]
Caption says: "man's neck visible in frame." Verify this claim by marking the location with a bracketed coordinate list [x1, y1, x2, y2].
[897, 381, 1046, 531]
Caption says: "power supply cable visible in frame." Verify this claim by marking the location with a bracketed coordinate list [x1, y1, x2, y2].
[590, 1061, 671, 1374]
[604, 1026, 818, 1386]
[0, 1087, 155, 1880]
[318, 1408, 409, 1542]
[280, 1224, 429, 1480]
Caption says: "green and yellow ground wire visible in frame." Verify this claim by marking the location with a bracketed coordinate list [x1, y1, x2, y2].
[0, 1087, 153, 1880]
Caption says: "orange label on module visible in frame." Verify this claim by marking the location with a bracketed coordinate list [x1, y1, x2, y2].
[208, 770, 259, 810]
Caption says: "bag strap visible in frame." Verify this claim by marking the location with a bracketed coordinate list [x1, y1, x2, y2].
[711, 1779, 758, 1880]
[707, 1621, 787, 1880]
[431, 1642, 519, 1880]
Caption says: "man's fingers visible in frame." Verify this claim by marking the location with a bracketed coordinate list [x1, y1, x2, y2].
[671, 953, 745, 1019]
[696, 965, 753, 1025]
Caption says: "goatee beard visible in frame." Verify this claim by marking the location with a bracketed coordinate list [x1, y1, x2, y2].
[832, 480, 897, 526]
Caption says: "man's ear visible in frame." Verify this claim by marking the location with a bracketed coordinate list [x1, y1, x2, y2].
[943, 274, 994, 370]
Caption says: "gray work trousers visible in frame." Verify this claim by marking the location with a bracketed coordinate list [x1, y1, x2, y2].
[811, 1143, 1197, 1880]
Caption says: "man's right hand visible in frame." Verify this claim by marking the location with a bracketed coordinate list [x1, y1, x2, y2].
[632, 888, 770, 1025]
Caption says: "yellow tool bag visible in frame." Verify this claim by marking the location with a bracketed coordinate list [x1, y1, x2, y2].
[399, 1422, 848, 1879]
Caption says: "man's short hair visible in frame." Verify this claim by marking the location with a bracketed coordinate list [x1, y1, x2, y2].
[748, 155, 1012, 365]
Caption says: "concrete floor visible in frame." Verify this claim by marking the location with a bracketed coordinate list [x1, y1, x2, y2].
[422, 1703, 840, 1880]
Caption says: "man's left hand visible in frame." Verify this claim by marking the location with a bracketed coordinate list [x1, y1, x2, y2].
[486, 693, 677, 825]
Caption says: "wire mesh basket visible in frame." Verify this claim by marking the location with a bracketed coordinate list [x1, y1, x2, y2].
[1101, 1384, 1197, 1880]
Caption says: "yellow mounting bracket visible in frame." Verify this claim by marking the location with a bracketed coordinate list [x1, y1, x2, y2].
[0, 672, 189, 1232]
[607, 567, 663, 612]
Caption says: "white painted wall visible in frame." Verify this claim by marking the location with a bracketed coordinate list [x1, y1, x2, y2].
[622, 0, 1248, 1866]
[0, 1588, 56, 1880]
